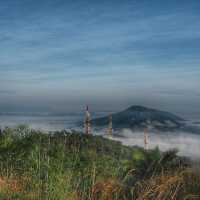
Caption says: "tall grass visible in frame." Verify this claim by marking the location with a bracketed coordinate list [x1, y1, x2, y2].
[0, 126, 199, 200]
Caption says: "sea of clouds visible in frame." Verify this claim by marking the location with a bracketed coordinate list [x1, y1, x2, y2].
[106, 129, 200, 159]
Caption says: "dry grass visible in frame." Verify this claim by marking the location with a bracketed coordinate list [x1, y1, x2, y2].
[0, 176, 22, 193]
[133, 169, 200, 200]
[91, 169, 200, 200]
[92, 178, 125, 200]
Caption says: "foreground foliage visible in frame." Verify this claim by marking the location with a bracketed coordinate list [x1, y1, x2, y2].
[0, 126, 199, 200]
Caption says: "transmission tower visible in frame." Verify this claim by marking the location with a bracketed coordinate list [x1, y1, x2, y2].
[107, 114, 113, 136]
[84, 105, 91, 134]
[144, 128, 148, 150]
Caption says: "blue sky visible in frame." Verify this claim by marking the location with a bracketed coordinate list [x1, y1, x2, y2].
[0, 0, 200, 117]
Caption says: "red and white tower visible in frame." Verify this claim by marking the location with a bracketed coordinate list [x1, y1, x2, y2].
[144, 128, 148, 150]
[84, 105, 91, 134]
[107, 114, 113, 136]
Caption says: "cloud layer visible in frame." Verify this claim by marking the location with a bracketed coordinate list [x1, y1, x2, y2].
[110, 129, 200, 159]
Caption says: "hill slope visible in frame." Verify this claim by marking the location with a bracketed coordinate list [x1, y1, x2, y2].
[0, 127, 199, 200]
[92, 105, 184, 131]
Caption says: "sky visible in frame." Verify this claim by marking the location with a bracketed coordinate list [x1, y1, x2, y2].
[0, 0, 200, 118]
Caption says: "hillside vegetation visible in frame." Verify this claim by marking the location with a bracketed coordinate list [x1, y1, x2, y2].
[0, 125, 199, 200]
[91, 106, 183, 131]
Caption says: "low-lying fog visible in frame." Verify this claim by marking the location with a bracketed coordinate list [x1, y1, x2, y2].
[105, 129, 200, 159]
[1, 113, 200, 159]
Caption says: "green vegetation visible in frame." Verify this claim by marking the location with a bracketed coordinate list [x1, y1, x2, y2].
[0, 126, 199, 200]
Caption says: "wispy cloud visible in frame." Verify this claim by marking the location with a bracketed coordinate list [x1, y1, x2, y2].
[0, 0, 200, 114]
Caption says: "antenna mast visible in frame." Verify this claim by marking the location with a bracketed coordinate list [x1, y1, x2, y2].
[107, 114, 113, 136]
[144, 128, 148, 150]
[84, 105, 91, 134]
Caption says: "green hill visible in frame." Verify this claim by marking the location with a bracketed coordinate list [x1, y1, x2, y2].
[92, 105, 184, 131]
[0, 126, 199, 200]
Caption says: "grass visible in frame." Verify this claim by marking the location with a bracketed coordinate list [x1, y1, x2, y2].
[0, 125, 199, 200]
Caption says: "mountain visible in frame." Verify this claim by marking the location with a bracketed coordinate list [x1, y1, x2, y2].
[91, 105, 184, 131]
